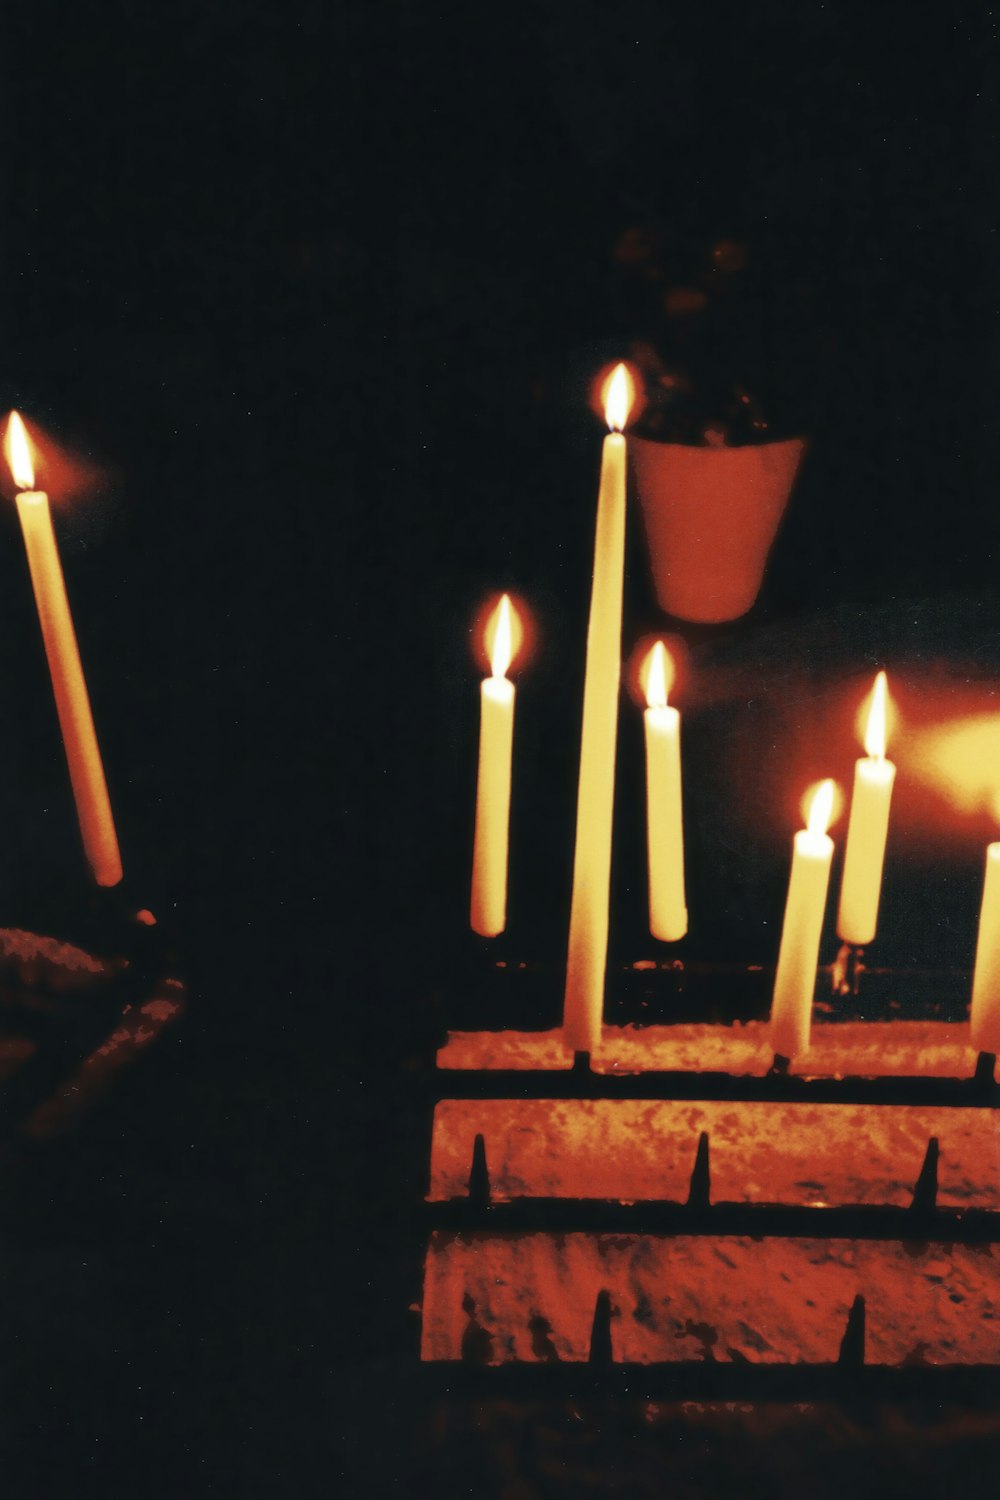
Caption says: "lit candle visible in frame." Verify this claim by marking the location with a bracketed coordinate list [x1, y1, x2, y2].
[470, 594, 517, 937]
[4, 413, 122, 887]
[643, 640, 687, 942]
[771, 779, 838, 1060]
[563, 364, 634, 1055]
[971, 839, 1000, 1055]
[837, 670, 895, 946]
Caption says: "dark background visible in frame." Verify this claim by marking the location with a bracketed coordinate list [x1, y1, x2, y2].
[1, 2, 998, 1494]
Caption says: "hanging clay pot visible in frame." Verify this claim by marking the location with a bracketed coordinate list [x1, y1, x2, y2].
[630, 435, 807, 623]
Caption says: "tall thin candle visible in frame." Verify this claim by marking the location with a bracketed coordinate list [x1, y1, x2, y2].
[563, 364, 634, 1055]
[4, 413, 122, 887]
[470, 594, 517, 937]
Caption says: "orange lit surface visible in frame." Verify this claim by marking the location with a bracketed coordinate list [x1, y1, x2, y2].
[428, 1098, 1000, 1209]
[421, 1233, 1000, 1364]
[437, 1024, 979, 1078]
[0, 925, 185, 1138]
[22, 977, 184, 1139]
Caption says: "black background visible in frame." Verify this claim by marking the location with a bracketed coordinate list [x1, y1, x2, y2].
[2, 3, 999, 1494]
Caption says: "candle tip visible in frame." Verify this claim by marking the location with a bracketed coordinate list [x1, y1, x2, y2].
[4, 410, 34, 490]
[602, 363, 634, 432]
[806, 778, 838, 836]
[487, 593, 515, 678]
[644, 639, 673, 708]
[864, 670, 889, 759]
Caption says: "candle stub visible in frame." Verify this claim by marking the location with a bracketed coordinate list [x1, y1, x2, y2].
[470, 595, 517, 938]
[971, 842, 1000, 1055]
[770, 780, 837, 1061]
[563, 364, 634, 1055]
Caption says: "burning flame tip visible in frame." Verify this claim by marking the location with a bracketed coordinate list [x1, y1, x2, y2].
[488, 593, 515, 678]
[4, 410, 34, 490]
[603, 362, 634, 432]
[645, 639, 671, 709]
[864, 670, 889, 759]
[806, 778, 837, 837]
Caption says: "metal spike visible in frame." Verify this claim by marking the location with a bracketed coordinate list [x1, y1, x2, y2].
[572, 1050, 592, 1075]
[838, 1294, 866, 1367]
[975, 1051, 997, 1090]
[687, 1131, 711, 1210]
[910, 1136, 939, 1213]
[467, 1132, 491, 1207]
[588, 1290, 613, 1367]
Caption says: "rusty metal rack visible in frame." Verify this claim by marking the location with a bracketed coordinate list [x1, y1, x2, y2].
[414, 960, 1000, 1395]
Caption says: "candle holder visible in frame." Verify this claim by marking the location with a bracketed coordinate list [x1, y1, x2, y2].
[412, 958, 1000, 1393]
[831, 941, 865, 997]
[0, 894, 185, 1149]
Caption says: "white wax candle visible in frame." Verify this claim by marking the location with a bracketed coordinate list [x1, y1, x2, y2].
[771, 779, 836, 1061]
[470, 595, 517, 937]
[563, 364, 633, 1055]
[971, 843, 1000, 1054]
[643, 641, 686, 942]
[5, 413, 122, 887]
[837, 671, 895, 946]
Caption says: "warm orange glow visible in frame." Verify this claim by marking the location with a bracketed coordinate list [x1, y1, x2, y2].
[643, 640, 674, 709]
[5, 411, 35, 490]
[602, 362, 634, 433]
[487, 594, 514, 678]
[910, 713, 1000, 818]
[863, 671, 889, 759]
[805, 778, 838, 836]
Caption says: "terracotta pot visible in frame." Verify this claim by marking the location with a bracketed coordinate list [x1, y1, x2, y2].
[630, 435, 807, 623]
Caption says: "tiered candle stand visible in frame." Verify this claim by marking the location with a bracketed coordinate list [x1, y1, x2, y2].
[415, 959, 1000, 1402]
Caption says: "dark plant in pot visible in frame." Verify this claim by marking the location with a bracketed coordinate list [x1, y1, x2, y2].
[615, 229, 813, 624]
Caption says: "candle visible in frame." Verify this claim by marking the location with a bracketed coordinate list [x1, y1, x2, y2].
[4, 413, 122, 887]
[470, 594, 517, 937]
[837, 670, 895, 946]
[563, 363, 634, 1055]
[771, 779, 837, 1060]
[643, 641, 687, 941]
[971, 840, 1000, 1055]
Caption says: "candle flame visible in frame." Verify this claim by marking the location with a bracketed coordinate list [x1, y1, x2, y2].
[5, 411, 35, 490]
[644, 640, 674, 709]
[863, 670, 889, 759]
[602, 363, 634, 433]
[487, 593, 514, 678]
[806, 778, 837, 837]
